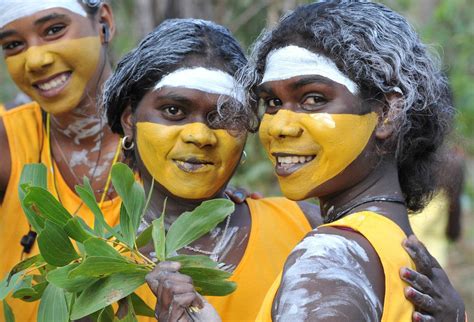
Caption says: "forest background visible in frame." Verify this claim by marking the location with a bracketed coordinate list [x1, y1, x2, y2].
[0, 0, 472, 315]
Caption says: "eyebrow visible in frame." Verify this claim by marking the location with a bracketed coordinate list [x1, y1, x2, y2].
[291, 75, 333, 90]
[0, 30, 17, 42]
[156, 91, 194, 105]
[256, 84, 275, 96]
[34, 13, 70, 26]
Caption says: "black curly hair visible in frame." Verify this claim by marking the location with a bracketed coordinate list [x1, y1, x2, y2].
[240, 0, 454, 212]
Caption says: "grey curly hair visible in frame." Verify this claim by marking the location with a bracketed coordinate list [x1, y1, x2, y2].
[239, 0, 454, 212]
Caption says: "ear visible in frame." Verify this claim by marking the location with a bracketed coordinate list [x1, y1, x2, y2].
[97, 3, 116, 44]
[121, 105, 134, 138]
[375, 92, 403, 140]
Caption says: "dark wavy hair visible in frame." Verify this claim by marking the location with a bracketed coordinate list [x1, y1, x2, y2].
[102, 18, 256, 138]
[240, 0, 454, 212]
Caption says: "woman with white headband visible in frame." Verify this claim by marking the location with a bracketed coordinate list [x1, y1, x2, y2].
[149, 1, 465, 322]
[102, 18, 321, 322]
[0, 0, 121, 319]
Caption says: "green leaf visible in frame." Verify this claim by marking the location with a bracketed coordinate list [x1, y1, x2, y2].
[23, 186, 72, 227]
[135, 225, 153, 250]
[119, 203, 135, 248]
[7, 255, 43, 282]
[167, 255, 218, 269]
[130, 292, 154, 317]
[68, 257, 146, 278]
[180, 266, 236, 296]
[2, 300, 15, 322]
[180, 266, 232, 280]
[152, 213, 165, 262]
[70, 271, 146, 320]
[97, 305, 114, 322]
[63, 217, 95, 243]
[112, 163, 145, 237]
[12, 281, 47, 302]
[83, 238, 124, 260]
[19, 163, 47, 233]
[37, 220, 80, 267]
[76, 177, 119, 240]
[114, 296, 137, 322]
[0, 272, 22, 301]
[37, 283, 69, 322]
[166, 199, 234, 257]
[46, 264, 97, 293]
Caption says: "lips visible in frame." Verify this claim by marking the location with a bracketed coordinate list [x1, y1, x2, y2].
[32, 72, 71, 98]
[173, 157, 214, 173]
[273, 153, 316, 177]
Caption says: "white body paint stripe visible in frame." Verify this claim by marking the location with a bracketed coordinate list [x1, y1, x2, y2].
[261, 45, 359, 95]
[154, 67, 245, 104]
[0, 1, 87, 28]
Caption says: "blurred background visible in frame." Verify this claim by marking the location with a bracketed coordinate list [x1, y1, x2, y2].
[1, 0, 472, 315]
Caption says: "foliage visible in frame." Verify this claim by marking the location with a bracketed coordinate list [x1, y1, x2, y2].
[0, 163, 236, 321]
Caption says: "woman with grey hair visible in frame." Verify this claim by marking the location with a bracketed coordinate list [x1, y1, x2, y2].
[151, 1, 465, 321]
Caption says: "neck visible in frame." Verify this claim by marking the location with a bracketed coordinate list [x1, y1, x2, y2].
[319, 158, 412, 235]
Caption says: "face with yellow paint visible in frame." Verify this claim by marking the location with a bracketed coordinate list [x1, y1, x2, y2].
[123, 86, 247, 200]
[258, 74, 380, 200]
[0, 6, 112, 114]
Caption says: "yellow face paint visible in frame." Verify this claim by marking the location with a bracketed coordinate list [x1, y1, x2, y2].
[259, 110, 378, 200]
[137, 122, 246, 199]
[5, 36, 101, 114]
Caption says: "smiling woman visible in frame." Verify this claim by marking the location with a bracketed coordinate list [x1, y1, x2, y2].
[0, 1, 123, 320]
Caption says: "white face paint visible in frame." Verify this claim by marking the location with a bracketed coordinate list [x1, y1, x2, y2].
[154, 67, 245, 104]
[261, 45, 359, 95]
[275, 233, 381, 321]
[0, 0, 87, 28]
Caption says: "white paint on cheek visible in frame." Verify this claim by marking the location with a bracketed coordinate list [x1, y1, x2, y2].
[310, 113, 336, 128]
[275, 233, 381, 321]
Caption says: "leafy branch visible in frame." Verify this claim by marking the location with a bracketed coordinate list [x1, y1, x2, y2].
[1, 163, 236, 321]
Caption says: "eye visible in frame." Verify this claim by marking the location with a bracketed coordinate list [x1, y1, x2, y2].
[301, 94, 327, 110]
[2, 40, 23, 51]
[44, 24, 66, 37]
[260, 97, 282, 114]
[162, 105, 185, 120]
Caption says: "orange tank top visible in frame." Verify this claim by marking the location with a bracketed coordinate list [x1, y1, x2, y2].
[135, 197, 311, 322]
[256, 211, 415, 321]
[0, 102, 121, 321]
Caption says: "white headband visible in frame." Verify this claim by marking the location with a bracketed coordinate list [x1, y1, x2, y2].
[0, 1, 87, 29]
[154, 67, 245, 104]
[261, 45, 359, 95]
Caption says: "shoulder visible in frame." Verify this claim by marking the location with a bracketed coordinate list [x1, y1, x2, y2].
[0, 115, 11, 201]
[273, 227, 384, 322]
[297, 201, 322, 228]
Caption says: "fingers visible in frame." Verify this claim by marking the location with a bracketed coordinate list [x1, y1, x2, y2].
[249, 192, 264, 199]
[146, 261, 182, 296]
[404, 286, 436, 313]
[400, 267, 434, 295]
[225, 187, 246, 203]
[168, 293, 201, 322]
[403, 235, 436, 277]
[412, 311, 435, 322]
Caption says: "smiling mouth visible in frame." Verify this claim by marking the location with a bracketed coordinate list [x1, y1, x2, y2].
[173, 158, 214, 173]
[274, 154, 316, 177]
[32, 72, 71, 98]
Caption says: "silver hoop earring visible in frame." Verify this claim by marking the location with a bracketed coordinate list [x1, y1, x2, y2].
[121, 136, 135, 151]
[240, 150, 248, 165]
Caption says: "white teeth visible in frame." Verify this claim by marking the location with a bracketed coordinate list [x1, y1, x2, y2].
[37, 74, 68, 91]
[277, 155, 314, 165]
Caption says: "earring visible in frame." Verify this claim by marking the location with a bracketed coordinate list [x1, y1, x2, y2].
[240, 150, 248, 165]
[121, 136, 135, 150]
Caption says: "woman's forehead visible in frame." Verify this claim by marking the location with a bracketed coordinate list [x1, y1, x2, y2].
[0, 1, 86, 29]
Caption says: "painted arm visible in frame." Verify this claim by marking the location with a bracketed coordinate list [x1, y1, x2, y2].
[400, 235, 466, 322]
[145, 261, 221, 322]
[0, 117, 12, 203]
[272, 228, 384, 321]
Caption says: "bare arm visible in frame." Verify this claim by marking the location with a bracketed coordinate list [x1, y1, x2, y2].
[0, 117, 12, 203]
[272, 227, 384, 321]
[297, 201, 323, 228]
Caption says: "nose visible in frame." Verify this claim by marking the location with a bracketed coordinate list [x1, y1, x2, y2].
[181, 123, 218, 148]
[267, 110, 303, 138]
[25, 46, 54, 73]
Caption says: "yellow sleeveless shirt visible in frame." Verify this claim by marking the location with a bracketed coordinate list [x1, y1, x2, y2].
[256, 211, 415, 321]
[135, 197, 311, 322]
[0, 102, 121, 321]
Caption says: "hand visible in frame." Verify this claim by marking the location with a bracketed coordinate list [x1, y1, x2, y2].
[400, 235, 466, 322]
[146, 261, 203, 322]
[225, 186, 263, 204]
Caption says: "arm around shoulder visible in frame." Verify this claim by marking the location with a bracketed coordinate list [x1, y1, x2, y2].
[297, 201, 323, 228]
[0, 117, 12, 202]
[272, 227, 385, 322]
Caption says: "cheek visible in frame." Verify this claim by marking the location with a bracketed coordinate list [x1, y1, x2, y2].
[61, 36, 101, 80]
[215, 131, 246, 168]
[136, 122, 180, 164]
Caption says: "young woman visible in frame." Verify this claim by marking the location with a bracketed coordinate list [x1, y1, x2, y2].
[149, 1, 466, 321]
[102, 18, 320, 321]
[0, 0, 121, 319]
